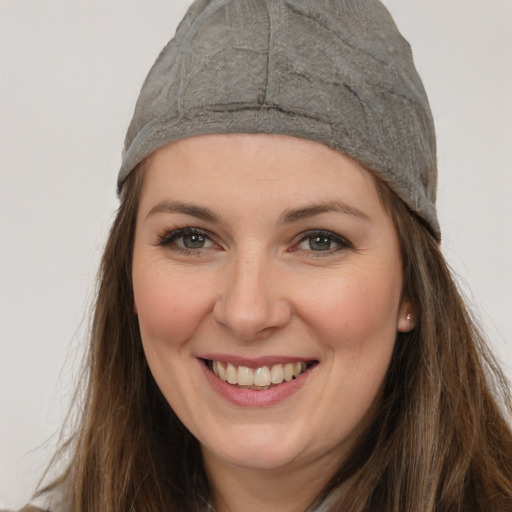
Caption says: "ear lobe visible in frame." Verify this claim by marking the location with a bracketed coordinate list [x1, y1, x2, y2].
[397, 299, 416, 332]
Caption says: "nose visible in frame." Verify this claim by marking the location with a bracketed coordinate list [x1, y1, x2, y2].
[213, 252, 292, 341]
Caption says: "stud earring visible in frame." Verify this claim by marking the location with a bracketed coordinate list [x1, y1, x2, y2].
[406, 313, 412, 322]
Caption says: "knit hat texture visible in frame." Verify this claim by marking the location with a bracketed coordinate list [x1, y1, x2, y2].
[119, 0, 439, 238]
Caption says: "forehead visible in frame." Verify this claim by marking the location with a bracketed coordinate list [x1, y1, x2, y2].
[139, 134, 383, 214]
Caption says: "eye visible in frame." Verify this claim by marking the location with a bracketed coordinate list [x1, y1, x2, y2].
[158, 228, 218, 251]
[295, 230, 352, 253]
[303, 235, 334, 251]
[179, 232, 210, 249]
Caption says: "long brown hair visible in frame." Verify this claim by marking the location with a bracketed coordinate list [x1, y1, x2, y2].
[313, 181, 512, 511]
[38, 164, 512, 511]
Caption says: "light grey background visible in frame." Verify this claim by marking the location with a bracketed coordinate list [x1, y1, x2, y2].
[1, 0, 511, 508]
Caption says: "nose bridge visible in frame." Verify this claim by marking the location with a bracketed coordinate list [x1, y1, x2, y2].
[213, 244, 290, 340]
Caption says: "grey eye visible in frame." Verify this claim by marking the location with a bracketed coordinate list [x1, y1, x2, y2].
[160, 229, 217, 250]
[182, 233, 208, 249]
[295, 230, 352, 253]
[308, 236, 333, 251]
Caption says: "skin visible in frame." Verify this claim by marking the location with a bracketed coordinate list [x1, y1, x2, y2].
[132, 133, 414, 512]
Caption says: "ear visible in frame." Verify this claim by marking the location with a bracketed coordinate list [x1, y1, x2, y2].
[133, 297, 138, 314]
[397, 298, 416, 332]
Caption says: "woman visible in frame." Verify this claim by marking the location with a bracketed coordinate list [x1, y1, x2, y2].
[26, 0, 512, 511]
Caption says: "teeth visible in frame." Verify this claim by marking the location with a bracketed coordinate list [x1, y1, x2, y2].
[217, 362, 227, 381]
[237, 365, 253, 386]
[210, 360, 310, 389]
[270, 364, 284, 384]
[284, 363, 294, 381]
[226, 363, 237, 384]
[253, 366, 271, 387]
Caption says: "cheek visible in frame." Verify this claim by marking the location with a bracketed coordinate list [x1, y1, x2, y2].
[294, 262, 402, 398]
[297, 268, 401, 435]
[300, 268, 401, 342]
[132, 260, 215, 347]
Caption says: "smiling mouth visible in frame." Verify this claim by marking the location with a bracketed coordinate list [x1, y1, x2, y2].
[206, 360, 316, 390]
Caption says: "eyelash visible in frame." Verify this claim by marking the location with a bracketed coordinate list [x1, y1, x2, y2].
[157, 227, 353, 256]
[157, 227, 219, 254]
[292, 229, 353, 255]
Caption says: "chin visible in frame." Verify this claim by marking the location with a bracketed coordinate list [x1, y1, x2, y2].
[209, 446, 302, 472]
[200, 424, 320, 472]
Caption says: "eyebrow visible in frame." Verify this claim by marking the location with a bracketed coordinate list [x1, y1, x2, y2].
[146, 201, 222, 223]
[146, 199, 371, 224]
[278, 201, 371, 224]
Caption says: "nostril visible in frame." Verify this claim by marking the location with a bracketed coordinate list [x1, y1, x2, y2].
[212, 291, 293, 341]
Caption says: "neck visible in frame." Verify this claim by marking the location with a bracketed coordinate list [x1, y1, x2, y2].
[202, 448, 342, 512]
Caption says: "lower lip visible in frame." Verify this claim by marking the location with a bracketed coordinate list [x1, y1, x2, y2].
[199, 360, 315, 407]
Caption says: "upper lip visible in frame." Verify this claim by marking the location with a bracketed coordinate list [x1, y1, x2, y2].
[199, 354, 317, 368]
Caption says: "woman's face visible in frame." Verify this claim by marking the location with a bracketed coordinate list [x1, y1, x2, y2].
[132, 133, 413, 475]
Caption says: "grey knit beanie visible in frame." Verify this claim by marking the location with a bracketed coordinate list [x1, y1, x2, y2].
[119, 0, 439, 239]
